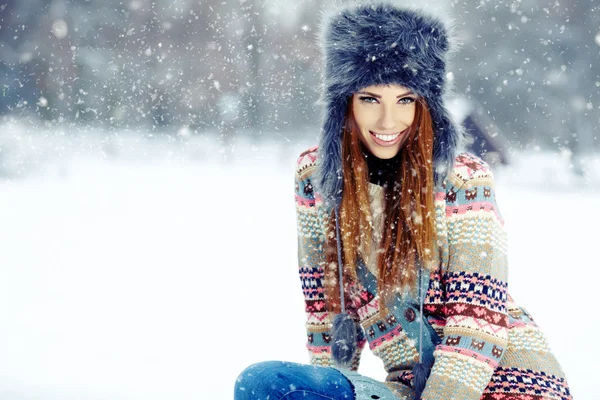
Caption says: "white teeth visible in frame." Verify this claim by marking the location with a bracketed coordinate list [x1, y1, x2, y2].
[373, 132, 400, 142]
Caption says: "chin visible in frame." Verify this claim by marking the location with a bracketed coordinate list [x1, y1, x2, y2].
[366, 144, 401, 159]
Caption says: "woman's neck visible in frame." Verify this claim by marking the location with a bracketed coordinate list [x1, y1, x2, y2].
[360, 142, 402, 187]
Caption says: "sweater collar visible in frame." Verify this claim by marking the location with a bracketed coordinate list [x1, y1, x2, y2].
[360, 142, 402, 187]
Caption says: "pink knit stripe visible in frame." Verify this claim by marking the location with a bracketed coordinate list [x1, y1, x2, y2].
[446, 315, 508, 336]
[435, 192, 446, 201]
[369, 325, 405, 349]
[481, 394, 545, 400]
[508, 320, 537, 329]
[296, 196, 316, 207]
[357, 298, 380, 320]
[297, 146, 318, 165]
[299, 269, 323, 277]
[296, 146, 318, 167]
[437, 345, 499, 368]
[307, 344, 331, 353]
[307, 312, 329, 323]
[446, 201, 503, 221]
[299, 270, 324, 279]
[295, 193, 323, 207]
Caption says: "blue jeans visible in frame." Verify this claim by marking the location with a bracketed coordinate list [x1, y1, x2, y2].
[234, 361, 355, 400]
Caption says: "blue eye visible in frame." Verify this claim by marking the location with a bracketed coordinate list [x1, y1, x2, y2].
[358, 96, 416, 105]
[398, 97, 416, 105]
[359, 96, 378, 103]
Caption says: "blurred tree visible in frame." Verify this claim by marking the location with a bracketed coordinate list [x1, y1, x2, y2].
[450, 0, 599, 153]
[3, 0, 596, 155]
[0, 0, 50, 116]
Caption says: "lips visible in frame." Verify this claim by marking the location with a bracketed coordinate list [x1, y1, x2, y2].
[369, 129, 406, 147]
[371, 131, 401, 140]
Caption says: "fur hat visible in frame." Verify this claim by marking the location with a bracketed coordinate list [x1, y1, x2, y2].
[315, 0, 465, 208]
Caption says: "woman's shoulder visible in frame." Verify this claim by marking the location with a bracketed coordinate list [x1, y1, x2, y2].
[295, 148, 496, 188]
[295, 145, 319, 179]
[447, 151, 496, 190]
[295, 146, 320, 206]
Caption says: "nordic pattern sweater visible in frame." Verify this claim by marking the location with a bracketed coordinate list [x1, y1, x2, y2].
[295, 146, 571, 400]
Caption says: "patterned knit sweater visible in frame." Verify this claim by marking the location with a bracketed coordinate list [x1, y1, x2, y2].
[295, 146, 571, 400]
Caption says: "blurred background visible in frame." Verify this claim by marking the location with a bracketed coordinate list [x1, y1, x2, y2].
[0, 0, 598, 399]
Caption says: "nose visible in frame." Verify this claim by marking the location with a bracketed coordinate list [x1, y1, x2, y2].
[378, 104, 396, 130]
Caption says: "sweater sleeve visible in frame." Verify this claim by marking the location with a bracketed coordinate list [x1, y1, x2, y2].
[294, 152, 365, 370]
[422, 154, 509, 399]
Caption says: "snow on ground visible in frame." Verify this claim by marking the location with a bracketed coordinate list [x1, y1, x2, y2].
[0, 121, 598, 399]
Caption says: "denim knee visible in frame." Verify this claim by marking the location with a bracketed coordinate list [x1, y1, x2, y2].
[234, 361, 284, 399]
[234, 361, 353, 400]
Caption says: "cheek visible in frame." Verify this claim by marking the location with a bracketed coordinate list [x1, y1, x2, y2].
[403, 108, 417, 125]
[353, 108, 375, 132]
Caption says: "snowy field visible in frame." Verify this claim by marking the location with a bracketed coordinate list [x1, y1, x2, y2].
[0, 121, 598, 399]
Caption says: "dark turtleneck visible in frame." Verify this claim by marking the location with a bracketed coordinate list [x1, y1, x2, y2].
[360, 141, 402, 187]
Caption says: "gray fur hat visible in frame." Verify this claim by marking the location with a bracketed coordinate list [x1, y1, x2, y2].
[315, 0, 465, 208]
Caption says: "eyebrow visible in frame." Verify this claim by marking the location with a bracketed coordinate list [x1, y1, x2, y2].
[357, 90, 414, 98]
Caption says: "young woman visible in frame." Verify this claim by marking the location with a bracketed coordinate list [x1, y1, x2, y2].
[234, 2, 572, 399]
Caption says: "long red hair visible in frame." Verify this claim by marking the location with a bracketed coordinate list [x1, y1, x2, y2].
[324, 98, 437, 318]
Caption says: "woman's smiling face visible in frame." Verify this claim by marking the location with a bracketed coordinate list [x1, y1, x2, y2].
[351, 84, 417, 159]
